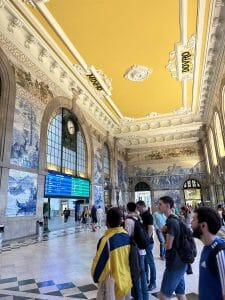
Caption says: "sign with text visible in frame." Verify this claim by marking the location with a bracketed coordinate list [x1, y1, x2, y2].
[45, 172, 90, 198]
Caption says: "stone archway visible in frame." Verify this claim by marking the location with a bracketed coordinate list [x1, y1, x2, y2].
[135, 181, 152, 208]
[0, 47, 16, 163]
[182, 178, 202, 206]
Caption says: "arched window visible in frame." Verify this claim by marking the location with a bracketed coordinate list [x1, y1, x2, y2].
[204, 144, 211, 174]
[47, 108, 87, 177]
[214, 113, 225, 157]
[183, 179, 202, 206]
[208, 128, 218, 166]
[103, 144, 110, 206]
[135, 182, 151, 207]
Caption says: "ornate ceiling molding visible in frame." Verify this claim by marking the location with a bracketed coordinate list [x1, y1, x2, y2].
[0, 0, 118, 132]
[199, 0, 225, 118]
[0, 0, 209, 150]
[119, 132, 200, 149]
[124, 65, 152, 82]
[22, 0, 49, 7]
[166, 35, 196, 81]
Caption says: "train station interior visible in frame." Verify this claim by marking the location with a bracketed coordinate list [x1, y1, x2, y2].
[0, 0, 225, 299]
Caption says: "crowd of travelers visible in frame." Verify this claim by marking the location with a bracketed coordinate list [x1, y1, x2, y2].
[80, 204, 104, 231]
[91, 197, 225, 300]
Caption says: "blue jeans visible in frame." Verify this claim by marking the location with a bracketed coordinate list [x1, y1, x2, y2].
[132, 255, 149, 300]
[156, 229, 165, 257]
[145, 243, 156, 285]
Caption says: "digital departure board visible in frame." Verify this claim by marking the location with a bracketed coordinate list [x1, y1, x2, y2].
[44, 172, 90, 198]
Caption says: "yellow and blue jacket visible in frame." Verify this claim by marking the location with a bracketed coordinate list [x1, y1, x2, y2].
[91, 227, 132, 299]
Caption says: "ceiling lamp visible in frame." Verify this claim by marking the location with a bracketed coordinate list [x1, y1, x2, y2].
[124, 65, 152, 82]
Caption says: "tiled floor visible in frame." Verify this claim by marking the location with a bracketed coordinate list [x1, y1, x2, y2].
[0, 226, 224, 299]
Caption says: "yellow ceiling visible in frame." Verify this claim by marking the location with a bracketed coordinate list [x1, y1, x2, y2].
[27, 0, 210, 118]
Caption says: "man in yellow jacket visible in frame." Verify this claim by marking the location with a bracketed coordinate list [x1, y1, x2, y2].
[91, 207, 132, 300]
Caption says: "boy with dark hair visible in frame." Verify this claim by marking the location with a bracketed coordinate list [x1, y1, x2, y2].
[136, 200, 156, 291]
[92, 207, 132, 300]
[125, 202, 149, 300]
[191, 207, 225, 300]
[158, 196, 187, 300]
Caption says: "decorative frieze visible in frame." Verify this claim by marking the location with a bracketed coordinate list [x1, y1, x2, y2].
[50, 60, 58, 73]
[8, 17, 23, 33]
[38, 48, 48, 62]
[24, 34, 35, 49]
[199, 0, 225, 117]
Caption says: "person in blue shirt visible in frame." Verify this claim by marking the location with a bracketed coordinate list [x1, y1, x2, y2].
[191, 207, 225, 300]
[153, 210, 167, 260]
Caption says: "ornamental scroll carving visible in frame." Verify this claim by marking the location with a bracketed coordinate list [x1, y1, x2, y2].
[124, 65, 152, 82]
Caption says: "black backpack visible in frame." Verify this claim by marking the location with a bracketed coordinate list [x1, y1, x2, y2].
[127, 217, 150, 249]
[171, 216, 197, 264]
[207, 242, 225, 276]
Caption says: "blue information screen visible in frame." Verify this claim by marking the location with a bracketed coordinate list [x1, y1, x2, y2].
[45, 172, 90, 198]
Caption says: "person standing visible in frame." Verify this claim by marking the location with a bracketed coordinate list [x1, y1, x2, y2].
[153, 209, 166, 260]
[63, 208, 69, 223]
[91, 204, 97, 232]
[180, 206, 192, 229]
[97, 206, 104, 228]
[136, 200, 156, 291]
[91, 207, 132, 300]
[124, 202, 149, 300]
[217, 204, 224, 226]
[191, 207, 225, 300]
[158, 196, 187, 300]
[81, 207, 89, 229]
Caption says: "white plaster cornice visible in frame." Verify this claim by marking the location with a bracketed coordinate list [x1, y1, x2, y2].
[198, 0, 225, 118]
[0, 0, 119, 132]
[0, 0, 209, 150]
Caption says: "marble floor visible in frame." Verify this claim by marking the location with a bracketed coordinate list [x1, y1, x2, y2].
[0, 226, 224, 300]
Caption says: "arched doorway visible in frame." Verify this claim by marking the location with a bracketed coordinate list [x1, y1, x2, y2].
[183, 179, 202, 206]
[135, 182, 151, 208]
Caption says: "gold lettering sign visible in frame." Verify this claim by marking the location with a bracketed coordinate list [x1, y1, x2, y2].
[181, 51, 192, 73]
[86, 73, 103, 91]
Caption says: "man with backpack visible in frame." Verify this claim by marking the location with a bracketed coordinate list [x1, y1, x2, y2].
[158, 196, 188, 300]
[124, 202, 149, 300]
[191, 207, 225, 300]
[136, 200, 157, 291]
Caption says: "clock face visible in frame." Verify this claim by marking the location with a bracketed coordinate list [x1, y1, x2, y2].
[67, 120, 75, 135]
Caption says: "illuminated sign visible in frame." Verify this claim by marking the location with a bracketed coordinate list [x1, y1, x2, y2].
[45, 172, 90, 198]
